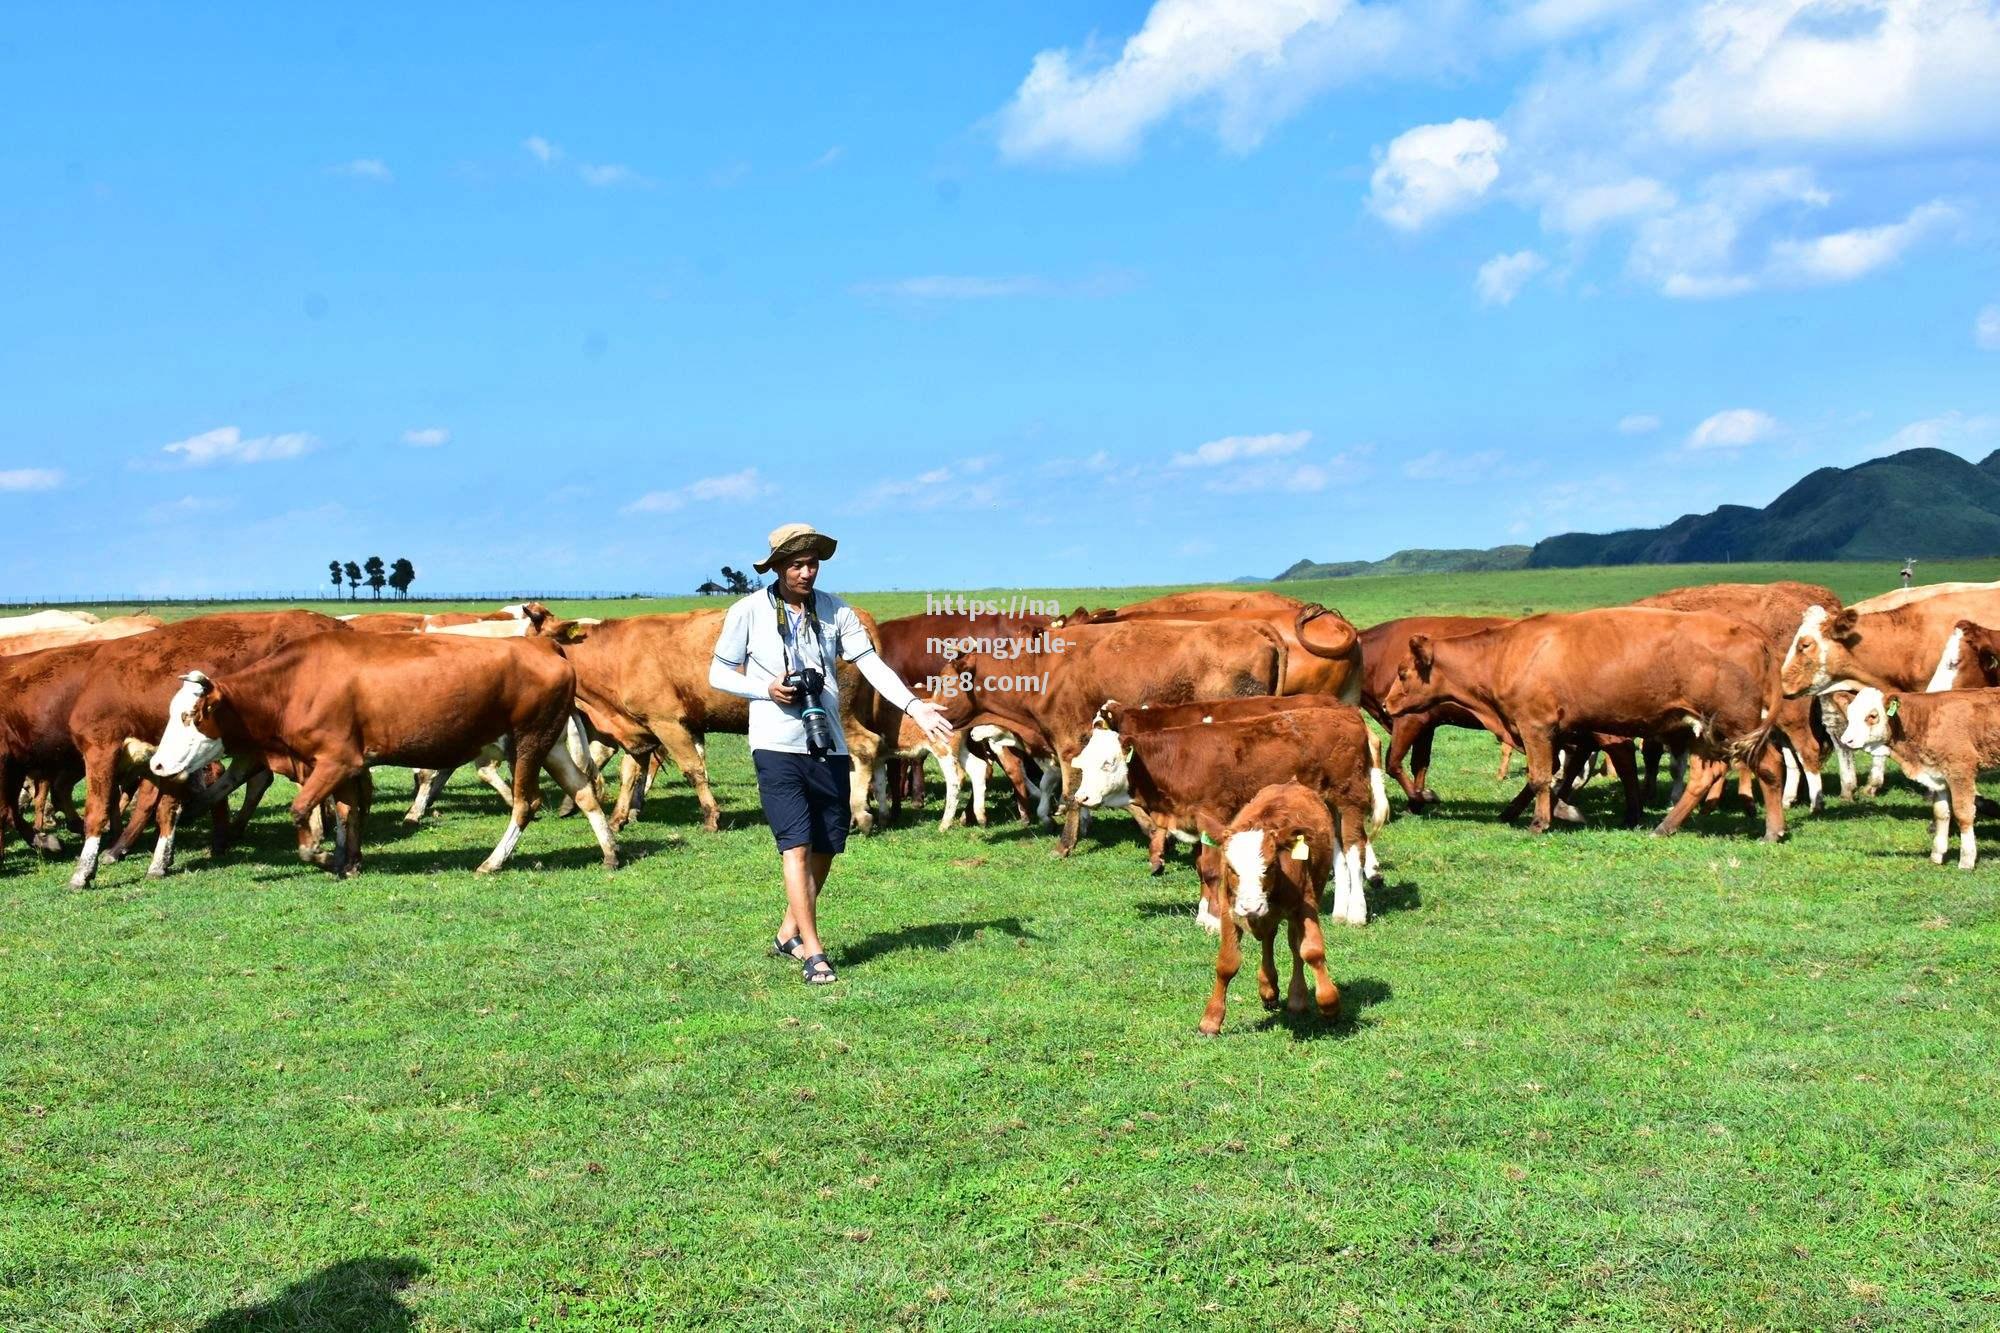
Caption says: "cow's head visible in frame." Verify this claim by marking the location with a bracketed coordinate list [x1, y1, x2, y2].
[1070, 714, 1134, 808]
[1780, 605, 1860, 696]
[1939, 620, 2000, 689]
[149, 671, 226, 778]
[1221, 827, 1276, 921]
[1837, 686, 1899, 752]
[1380, 633, 1439, 715]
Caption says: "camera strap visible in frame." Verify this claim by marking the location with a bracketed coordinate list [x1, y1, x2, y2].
[769, 586, 828, 677]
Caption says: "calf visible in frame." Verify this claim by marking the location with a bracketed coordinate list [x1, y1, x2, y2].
[1838, 686, 2000, 869]
[1385, 608, 1787, 841]
[148, 633, 615, 876]
[1070, 702, 1384, 926]
[1200, 782, 1341, 1035]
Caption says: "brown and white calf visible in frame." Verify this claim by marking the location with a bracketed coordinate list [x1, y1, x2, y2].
[148, 632, 616, 877]
[1199, 781, 1341, 1035]
[1837, 686, 2000, 869]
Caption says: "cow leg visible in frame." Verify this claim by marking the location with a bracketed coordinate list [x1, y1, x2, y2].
[1551, 741, 1590, 824]
[1340, 829, 1368, 926]
[543, 738, 619, 870]
[1520, 732, 1558, 833]
[1284, 915, 1311, 1014]
[1641, 737, 1663, 805]
[993, 742, 1034, 823]
[606, 754, 645, 831]
[474, 747, 513, 804]
[50, 775, 85, 840]
[103, 775, 166, 865]
[1055, 745, 1085, 856]
[935, 746, 965, 833]
[1384, 715, 1429, 809]
[1654, 754, 1725, 837]
[288, 761, 354, 869]
[144, 796, 183, 879]
[1864, 749, 1887, 798]
[870, 758, 896, 827]
[653, 721, 722, 833]
[1918, 777, 1951, 864]
[845, 726, 881, 836]
[1407, 719, 1441, 806]
[405, 766, 450, 823]
[1300, 911, 1339, 1018]
[1495, 739, 1514, 781]
[69, 745, 127, 888]
[476, 742, 545, 876]
[214, 762, 272, 853]
[1255, 923, 1281, 1010]
[331, 772, 371, 878]
[1949, 771, 1978, 870]
[1749, 744, 1787, 844]
[1198, 909, 1241, 1035]
[961, 744, 991, 828]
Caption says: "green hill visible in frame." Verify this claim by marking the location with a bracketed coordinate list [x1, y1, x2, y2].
[1529, 447, 2000, 567]
[1274, 546, 1532, 581]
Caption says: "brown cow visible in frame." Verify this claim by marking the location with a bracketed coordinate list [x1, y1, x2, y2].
[1073, 694, 1384, 876]
[1358, 615, 1514, 809]
[1200, 781, 1341, 1035]
[1631, 581, 1840, 811]
[1062, 594, 1363, 704]
[1929, 620, 2000, 689]
[64, 611, 347, 888]
[1069, 702, 1384, 927]
[146, 633, 615, 876]
[929, 618, 1290, 855]
[1384, 608, 1788, 841]
[872, 612, 1052, 822]
[536, 610, 887, 834]
[0, 642, 188, 867]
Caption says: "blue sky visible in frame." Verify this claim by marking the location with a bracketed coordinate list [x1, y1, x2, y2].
[5, 1, 1999, 596]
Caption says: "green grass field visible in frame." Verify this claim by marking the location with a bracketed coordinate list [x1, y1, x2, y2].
[5, 563, 1999, 1329]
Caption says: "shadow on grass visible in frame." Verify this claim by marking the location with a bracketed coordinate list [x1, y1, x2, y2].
[838, 916, 1038, 968]
[1255, 975, 1394, 1042]
[198, 1255, 426, 1331]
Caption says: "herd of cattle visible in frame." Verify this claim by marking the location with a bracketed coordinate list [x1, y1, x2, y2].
[4, 576, 1999, 1031]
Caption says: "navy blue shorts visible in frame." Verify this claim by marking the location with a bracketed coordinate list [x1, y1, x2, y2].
[752, 750, 852, 854]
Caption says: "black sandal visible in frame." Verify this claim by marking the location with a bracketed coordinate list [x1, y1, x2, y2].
[771, 933, 804, 960]
[800, 952, 837, 985]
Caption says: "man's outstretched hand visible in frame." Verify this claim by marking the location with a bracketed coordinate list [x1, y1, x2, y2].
[905, 698, 954, 748]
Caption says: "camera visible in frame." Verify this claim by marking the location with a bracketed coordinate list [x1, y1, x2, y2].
[785, 666, 838, 755]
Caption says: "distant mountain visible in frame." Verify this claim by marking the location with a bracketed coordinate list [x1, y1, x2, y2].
[1273, 546, 1533, 582]
[1528, 448, 2000, 568]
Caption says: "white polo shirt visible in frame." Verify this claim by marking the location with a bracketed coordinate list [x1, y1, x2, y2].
[711, 588, 910, 755]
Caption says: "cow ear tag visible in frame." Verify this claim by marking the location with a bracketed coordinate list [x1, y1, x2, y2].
[1198, 831, 1217, 847]
[1886, 699, 1899, 717]
[1290, 836, 1310, 861]
[1123, 745, 1135, 763]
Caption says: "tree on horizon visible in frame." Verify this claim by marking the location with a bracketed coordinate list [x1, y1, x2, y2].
[329, 560, 343, 599]
[343, 561, 362, 600]
[364, 556, 386, 600]
[388, 558, 416, 600]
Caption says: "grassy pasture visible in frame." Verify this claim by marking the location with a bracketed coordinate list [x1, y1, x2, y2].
[4, 562, 2000, 1329]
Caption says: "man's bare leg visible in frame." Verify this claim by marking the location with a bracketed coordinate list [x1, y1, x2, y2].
[778, 848, 837, 958]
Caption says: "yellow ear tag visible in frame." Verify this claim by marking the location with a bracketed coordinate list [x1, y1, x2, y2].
[1290, 835, 1310, 861]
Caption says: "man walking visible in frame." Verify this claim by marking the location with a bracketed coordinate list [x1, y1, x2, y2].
[708, 523, 954, 984]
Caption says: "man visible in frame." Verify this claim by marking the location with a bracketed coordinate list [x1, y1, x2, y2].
[708, 523, 954, 985]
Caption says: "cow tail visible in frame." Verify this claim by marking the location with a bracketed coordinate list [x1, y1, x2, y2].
[1365, 724, 1389, 830]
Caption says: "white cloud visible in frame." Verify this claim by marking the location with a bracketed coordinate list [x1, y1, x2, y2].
[402, 427, 450, 447]
[1369, 119, 1506, 231]
[578, 163, 640, 187]
[1687, 408, 1778, 450]
[850, 463, 1004, 513]
[1476, 250, 1547, 305]
[1170, 430, 1310, 469]
[812, 145, 845, 169]
[159, 426, 317, 468]
[622, 467, 774, 514]
[330, 158, 391, 181]
[523, 135, 561, 165]
[1656, 0, 2000, 152]
[1203, 460, 1331, 495]
[1538, 176, 1675, 236]
[1617, 413, 1661, 434]
[1627, 168, 1830, 298]
[995, 0, 1410, 162]
[0, 468, 62, 492]
[1867, 410, 2000, 459]
[1979, 304, 2000, 351]
[1768, 199, 1957, 283]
